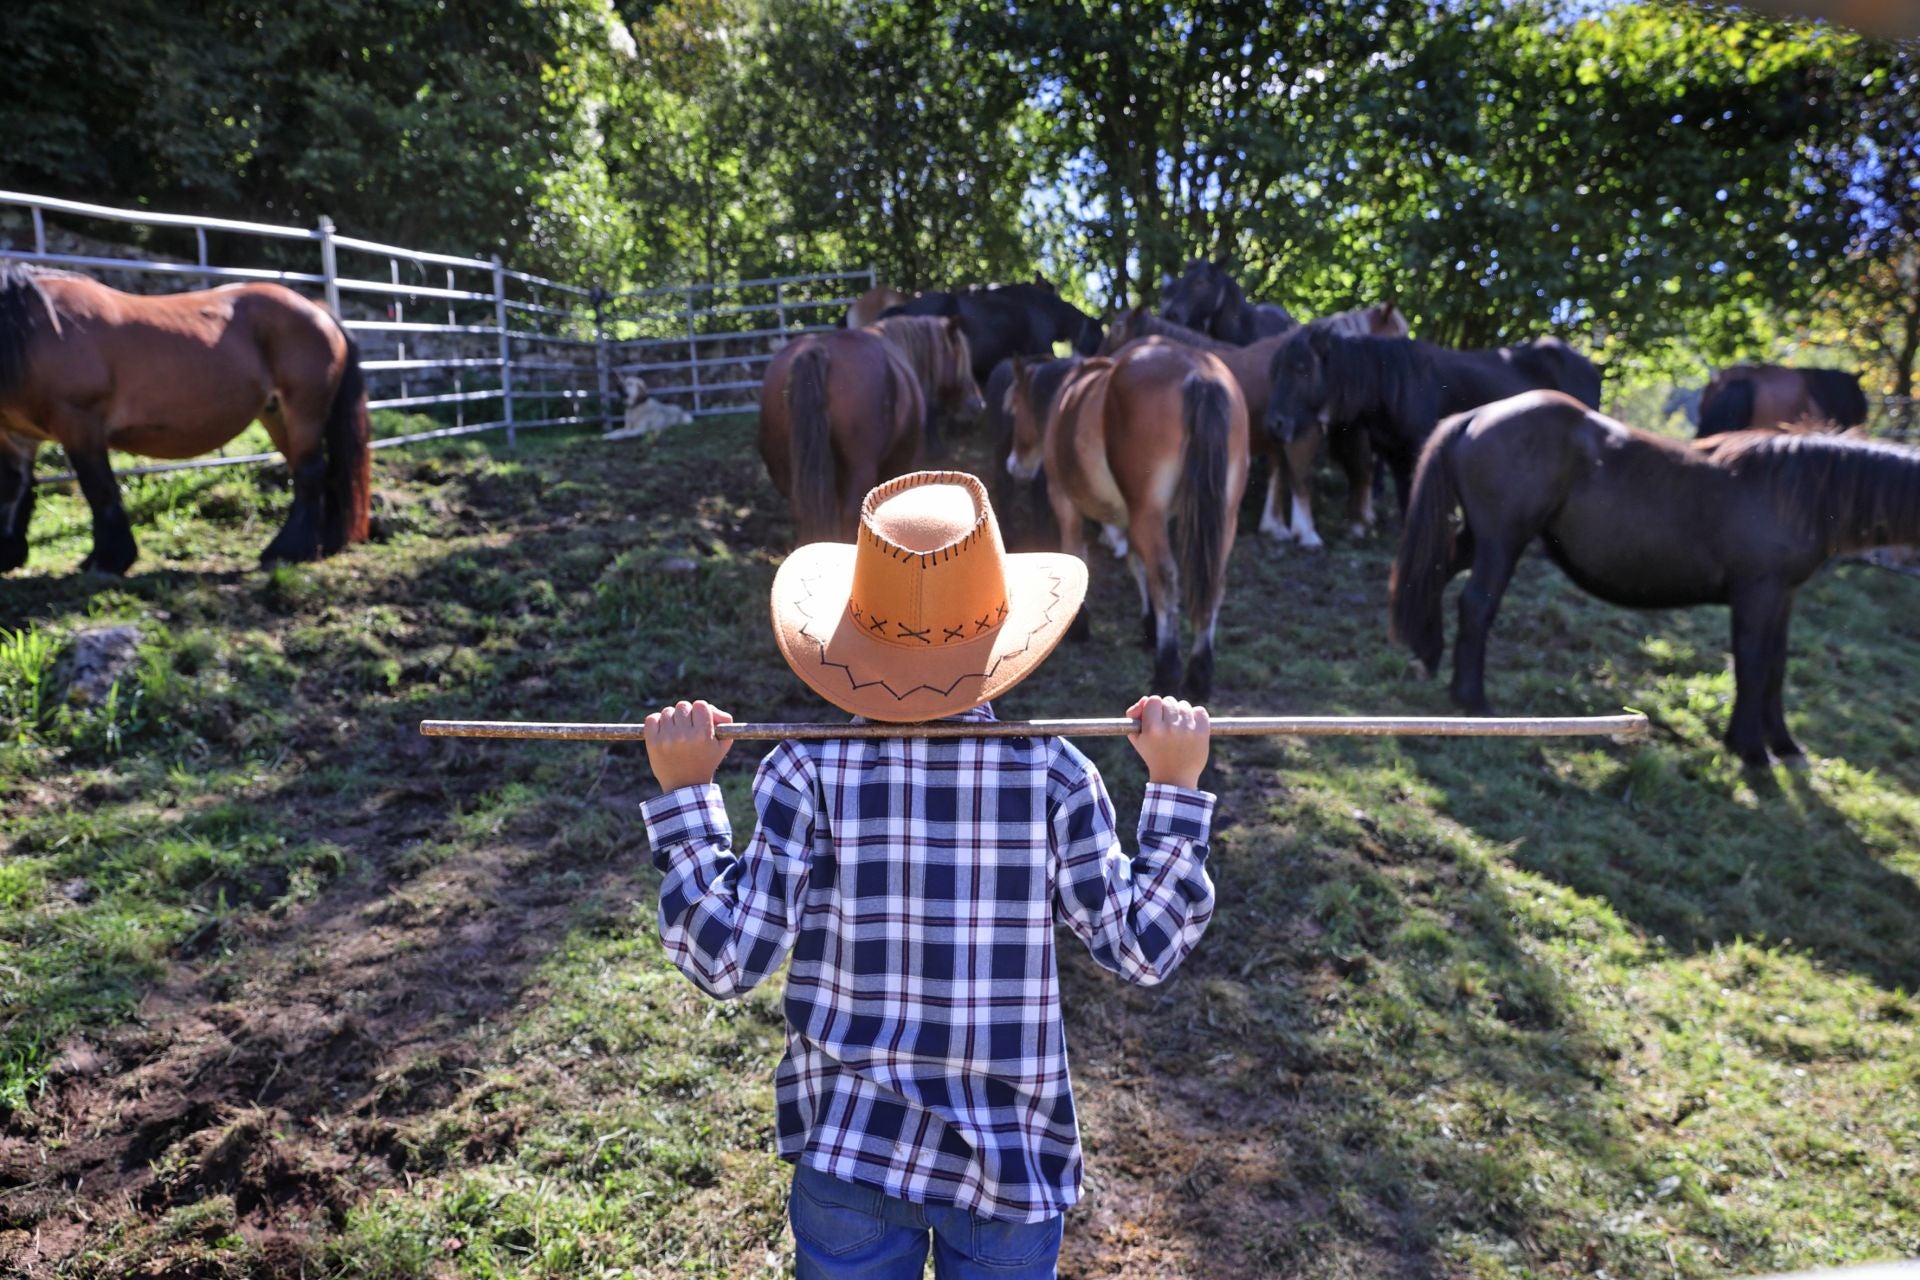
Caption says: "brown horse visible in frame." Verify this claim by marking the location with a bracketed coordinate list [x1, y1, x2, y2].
[1390, 390, 1920, 768]
[1102, 303, 1407, 547]
[760, 318, 980, 543]
[1697, 363, 1869, 437]
[1006, 338, 1249, 697]
[0, 265, 371, 576]
[845, 285, 916, 330]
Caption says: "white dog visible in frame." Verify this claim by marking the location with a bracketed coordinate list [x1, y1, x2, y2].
[605, 374, 693, 439]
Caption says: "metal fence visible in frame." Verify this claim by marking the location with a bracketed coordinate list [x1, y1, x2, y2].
[0, 189, 872, 482]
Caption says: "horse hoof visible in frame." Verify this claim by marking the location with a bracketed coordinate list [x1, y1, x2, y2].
[1776, 751, 1811, 773]
[79, 550, 135, 577]
[0, 540, 26, 574]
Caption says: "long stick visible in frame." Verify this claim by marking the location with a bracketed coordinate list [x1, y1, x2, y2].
[419, 713, 1649, 743]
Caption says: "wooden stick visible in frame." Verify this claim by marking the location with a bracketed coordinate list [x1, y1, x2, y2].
[419, 713, 1649, 743]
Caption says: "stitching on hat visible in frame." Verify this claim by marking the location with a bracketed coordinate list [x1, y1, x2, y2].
[794, 569, 1071, 702]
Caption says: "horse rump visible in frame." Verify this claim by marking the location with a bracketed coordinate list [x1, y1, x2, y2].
[322, 326, 373, 553]
[786, 343, 839, 543]
[1389, 408, 1477, 674]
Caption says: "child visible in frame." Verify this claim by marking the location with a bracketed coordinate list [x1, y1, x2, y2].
[641, 470, 1217, 1279]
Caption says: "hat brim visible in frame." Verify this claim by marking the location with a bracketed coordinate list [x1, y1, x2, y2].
[770, 545, 1089, 722]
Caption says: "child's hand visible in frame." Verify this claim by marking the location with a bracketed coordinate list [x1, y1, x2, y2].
[643, 700, 734, 792]
[1125, 695, 1210, 789]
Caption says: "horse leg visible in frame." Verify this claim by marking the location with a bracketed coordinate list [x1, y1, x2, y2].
[1761, 602, 1803, 763]
[0, 435, 39, 574]
[1449, 536, 1522, 714]
[1048, 484, 1094, 643]
[1127, 550, 1154, 650]
[1127, 515, 1181, 694]
[1284, 430, 1323, 550]
[1333, 423, 1375, 538]
[1727, 583, 1790, 769]
[65, 443, 138, 576]
[258, 400, 329, 565]
[1256, 452, 1293, 542]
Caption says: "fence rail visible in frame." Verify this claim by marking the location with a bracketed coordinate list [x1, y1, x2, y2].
[0, 189, 872, 484]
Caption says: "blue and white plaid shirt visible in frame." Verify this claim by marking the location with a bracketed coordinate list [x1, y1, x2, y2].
[639, 703, 1216, 1223]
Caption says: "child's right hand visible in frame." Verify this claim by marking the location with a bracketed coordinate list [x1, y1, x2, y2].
[643, 700, 734, 792]
[1125, 695, 1210, 789]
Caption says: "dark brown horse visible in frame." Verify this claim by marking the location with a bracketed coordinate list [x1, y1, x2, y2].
[1697, 364, 1869, 437]
[1005, 338, 1250, 697]
[0, 265, 371, 575]
[1266, 329, 1603, 514]
[1157, 259, 1297, 344]
[1390, 390, 1920, 768]
[759, 317, 979, 544]
[882, 282, 1104, 383]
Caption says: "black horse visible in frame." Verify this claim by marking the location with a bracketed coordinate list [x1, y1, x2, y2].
[1391, 390, 1920, 768]
[1158, 260, 1296, 345]
[884, 283, 1103, 383]
[1264, 328, 1603, 512]
[1697, 364, 1870, 437]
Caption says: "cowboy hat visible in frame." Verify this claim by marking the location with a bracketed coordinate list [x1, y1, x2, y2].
[770, 471, 1088, 721]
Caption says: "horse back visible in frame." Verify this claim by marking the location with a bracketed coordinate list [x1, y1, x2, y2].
[1104, 343, 1249, 514]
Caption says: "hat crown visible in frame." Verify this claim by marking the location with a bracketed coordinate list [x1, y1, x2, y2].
[849, 472, 1008, 649]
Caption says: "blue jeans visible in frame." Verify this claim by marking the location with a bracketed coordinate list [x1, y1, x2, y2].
[789, 1161, 1063, 1280]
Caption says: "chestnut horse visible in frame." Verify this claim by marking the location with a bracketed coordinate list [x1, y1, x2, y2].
[1102, 303, 1408, 547]
[1006, 338, 1249, 697]
[759, 316, 979, 543]
[0, 265, 370, 575]
[1697, 364, 1868, 437]
[1390, 390, 1920, 768]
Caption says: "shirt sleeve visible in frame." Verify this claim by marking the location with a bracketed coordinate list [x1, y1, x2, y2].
[640, 742, 816, 1000]
[1047, 744, 1216, 986]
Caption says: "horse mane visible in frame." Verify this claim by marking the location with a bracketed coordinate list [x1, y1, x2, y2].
[1321, 333, 1432, 423]
[870, 315, 965, 397]
[0, 262, 60, 397]
[1703, 430, 1920, 552]
[1309, 302, 1407, 340]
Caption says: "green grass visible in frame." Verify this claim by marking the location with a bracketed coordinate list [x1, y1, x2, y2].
[1, 412, 1917, 1278]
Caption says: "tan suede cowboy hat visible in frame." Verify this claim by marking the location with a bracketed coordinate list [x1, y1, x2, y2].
[770, 471, 1088, 721]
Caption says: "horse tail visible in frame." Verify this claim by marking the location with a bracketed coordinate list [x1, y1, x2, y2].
[1390, 407, 1475, 675]
[0, 265, 54, 401]
[1697, 377, 1752, 438]
[787, 343, 838, 544]
[1175, 374, 1233, 632]
[322, 321, 373, 552]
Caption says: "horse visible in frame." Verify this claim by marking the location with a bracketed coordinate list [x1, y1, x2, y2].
[759, 316, 978, 544]
[1104, 303, 1409, 547]
[845, 284, 916, 329]
[1265, 329, 1603, 515]
[1390, 390, 1920, 768]
[1697, 364, 1869, 437]
[867, 314, 986, 451]
[883, 283, 1104, 382]
[1004, 338, 1250, 697]
[0, 265, 371, 576]
[1157, 259, 1297, 345]
[983, 355, 1074, 554]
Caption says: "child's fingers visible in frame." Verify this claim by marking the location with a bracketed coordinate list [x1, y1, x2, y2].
[708, 705, 735, 727]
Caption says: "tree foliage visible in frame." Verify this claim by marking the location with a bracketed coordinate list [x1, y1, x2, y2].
[3, 0, 1913, 389]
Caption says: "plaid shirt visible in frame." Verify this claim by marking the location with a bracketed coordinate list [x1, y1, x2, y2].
[639, 703, 1216, 1223]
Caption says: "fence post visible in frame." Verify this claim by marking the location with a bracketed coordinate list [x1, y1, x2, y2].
[493, 256, 515, 447]
[686, 286, 701, 416]
[317, 216, 340, 315]
[31, 206, 46, 257]
[195, 228, 212, 289]
[776, 281, 788, 336]
[592, 285, 613, 434]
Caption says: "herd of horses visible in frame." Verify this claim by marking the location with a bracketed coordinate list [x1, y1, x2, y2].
[0, 256, 1913, 769]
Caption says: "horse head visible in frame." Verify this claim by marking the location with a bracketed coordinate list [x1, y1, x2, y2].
[1265, 326, 1333, 444]
[1005, 358, 1046, 482]
[940, 316, 986, 424]
[1159, 259, 1226, 330]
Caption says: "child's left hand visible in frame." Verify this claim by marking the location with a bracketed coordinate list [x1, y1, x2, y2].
[643, 700, 734, 792]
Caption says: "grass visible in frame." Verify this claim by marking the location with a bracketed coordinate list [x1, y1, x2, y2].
[1, 409, 1917, 1278]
